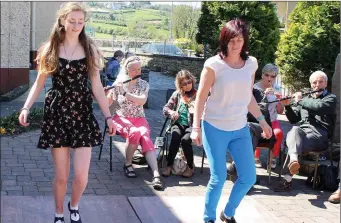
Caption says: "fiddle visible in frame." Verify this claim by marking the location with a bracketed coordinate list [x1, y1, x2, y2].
[183, 89, 197, 114]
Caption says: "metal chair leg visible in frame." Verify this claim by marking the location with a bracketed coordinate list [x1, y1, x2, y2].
[99, 124, 107, 160]
[329, 148, 333, 167]
[313, 153, 319, 189]
[281, 152, 290, 178]
[279, 147, 283, 178]
[110, 136, 113, 172]
[201, 149, 205, 174]
[268, 149, 272, 184]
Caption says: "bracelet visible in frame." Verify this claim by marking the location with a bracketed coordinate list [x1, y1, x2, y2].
[20, 107, 30, 113]
[192, 126, 201, 131]
[105, 116, 112, 121]
[256, 114, 265, 122]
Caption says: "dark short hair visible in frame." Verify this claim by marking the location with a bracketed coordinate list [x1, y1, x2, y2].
[114, 50, 124, 58]
[218, 18, 249, 61]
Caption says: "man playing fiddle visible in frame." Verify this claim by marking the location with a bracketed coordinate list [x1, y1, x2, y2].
[275, 70, 337, 192]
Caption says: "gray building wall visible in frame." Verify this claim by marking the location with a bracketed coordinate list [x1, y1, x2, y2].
[1, 2, 30, 95]
[30, 2, 63, 68]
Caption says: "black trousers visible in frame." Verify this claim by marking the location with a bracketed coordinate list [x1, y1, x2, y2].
[167, 123, 193, 169]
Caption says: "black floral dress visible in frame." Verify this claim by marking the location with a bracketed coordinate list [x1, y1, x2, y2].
[37, 57, 102, 149]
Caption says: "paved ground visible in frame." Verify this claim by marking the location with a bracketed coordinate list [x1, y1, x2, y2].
[1, 71, 340, 222]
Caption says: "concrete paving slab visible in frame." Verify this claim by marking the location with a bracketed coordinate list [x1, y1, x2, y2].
[129, 196, 281, 223]
[1, 195, 140, 223]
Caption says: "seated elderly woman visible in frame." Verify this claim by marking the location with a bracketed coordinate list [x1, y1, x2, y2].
[106, 56, 163, 190]
[162, 70, 197, 178]
[253, 63, 284, 169]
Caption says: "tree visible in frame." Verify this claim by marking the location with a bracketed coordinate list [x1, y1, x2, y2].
[172, 5, 200, 40]
[196, 1, 281, 77]
[127, 19, 149, 39]
[276, 2, 340, 91]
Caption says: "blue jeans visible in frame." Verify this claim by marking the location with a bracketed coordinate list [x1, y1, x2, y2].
[202, 121, 256, 222]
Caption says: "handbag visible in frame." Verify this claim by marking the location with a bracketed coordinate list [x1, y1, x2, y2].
[171, 152, 187, 175]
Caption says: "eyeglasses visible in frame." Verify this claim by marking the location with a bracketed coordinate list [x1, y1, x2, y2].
[181, 80, 192, 87]
[264, 73, 276, 78]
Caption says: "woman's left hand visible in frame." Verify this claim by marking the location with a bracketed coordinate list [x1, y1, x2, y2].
[106, 119, 117, 136]
[115, 82, 125, 95]
[259, 119, 272, 139]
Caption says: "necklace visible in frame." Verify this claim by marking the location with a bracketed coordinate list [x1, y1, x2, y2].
[63, 43, 79, 69]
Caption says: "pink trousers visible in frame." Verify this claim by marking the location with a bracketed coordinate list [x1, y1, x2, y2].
[112, 115, 155, 154]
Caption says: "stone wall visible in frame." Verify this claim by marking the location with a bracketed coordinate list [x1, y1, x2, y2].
[135, 53, 205, 78]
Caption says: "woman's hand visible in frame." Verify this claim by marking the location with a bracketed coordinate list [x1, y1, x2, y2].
[170, 110, 179, 121]
[264, 87, 274, 95]
[18, 109, 30, 127]
[190, 128, 202, 146]
[259, 119, 272, 139]
[115, 82, 125, 95]
[106, 119, 117, 136]
[104, 86, 111, 97]
[294, 92, 302, 103]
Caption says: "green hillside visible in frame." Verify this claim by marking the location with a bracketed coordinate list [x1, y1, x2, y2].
[87, 7, 170, 40]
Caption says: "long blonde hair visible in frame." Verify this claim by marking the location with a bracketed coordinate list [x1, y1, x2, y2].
[36, 2, 102, 76]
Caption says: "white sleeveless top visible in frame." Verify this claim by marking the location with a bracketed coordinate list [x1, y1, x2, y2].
[202, 55, 258, 131]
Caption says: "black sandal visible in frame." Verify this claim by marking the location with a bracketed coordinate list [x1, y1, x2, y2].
[123, 164, 137, 178]
[152, 176, 163, 190]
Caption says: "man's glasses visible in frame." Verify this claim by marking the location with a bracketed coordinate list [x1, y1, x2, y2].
[181, 80, 192, 87]
[264, 73, 276, 78]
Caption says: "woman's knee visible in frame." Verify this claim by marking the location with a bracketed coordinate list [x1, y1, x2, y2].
[73, 173, 88, 187]
[181, 137, 192, 148]
[238, 168, 256, 186]
[54, 175, 68, 186]
[129, 129, 142, 143]
[274, 128, 284, 140]
[210, 170, 227, 188]
[171, 131, 182, 142]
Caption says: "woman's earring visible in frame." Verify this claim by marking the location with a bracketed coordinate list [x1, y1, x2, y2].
[59, 25, 65, 32]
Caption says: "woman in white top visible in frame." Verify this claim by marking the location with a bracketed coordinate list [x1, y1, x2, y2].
[253, 64, 284, 169]
[191, 18, 272, 223]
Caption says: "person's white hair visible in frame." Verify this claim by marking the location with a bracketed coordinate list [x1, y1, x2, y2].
[309, 70, 328, 83]
[114, 56, 141, 84]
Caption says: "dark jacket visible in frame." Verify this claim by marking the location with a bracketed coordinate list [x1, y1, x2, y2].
[285, 91, 337, 137]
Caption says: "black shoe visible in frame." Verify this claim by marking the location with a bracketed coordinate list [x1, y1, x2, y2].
[54, 216, 65, 223]
[226, 162, 237, 176]
[274, 178, 292, 192]
[152, 176, 163, 190]
[68, 202, 82, 223]
[220, 211, 237, 222]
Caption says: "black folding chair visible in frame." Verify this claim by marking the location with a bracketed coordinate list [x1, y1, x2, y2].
[98, 124, 118, 172]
